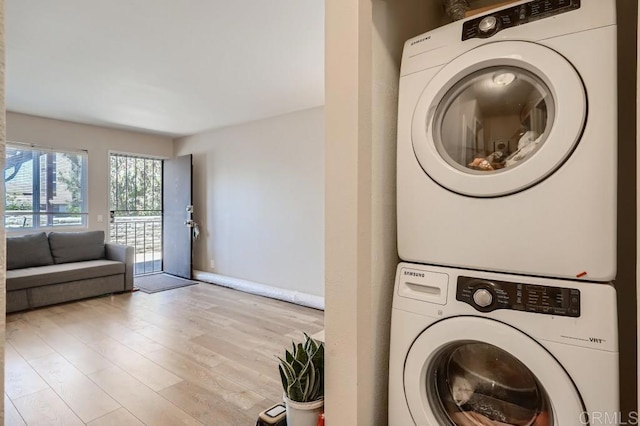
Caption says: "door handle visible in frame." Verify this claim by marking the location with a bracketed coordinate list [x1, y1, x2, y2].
[185, 220, 200, 240]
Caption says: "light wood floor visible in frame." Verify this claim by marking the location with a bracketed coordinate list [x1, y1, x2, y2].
[5, 282, 325, 425]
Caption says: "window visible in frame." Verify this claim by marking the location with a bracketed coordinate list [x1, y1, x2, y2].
[5, 143, 88, 229]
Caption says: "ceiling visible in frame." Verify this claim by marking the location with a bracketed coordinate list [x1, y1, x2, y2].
[5, 1, 325, 138]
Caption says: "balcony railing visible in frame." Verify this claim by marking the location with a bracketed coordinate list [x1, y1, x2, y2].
[110, 215, 162, 276]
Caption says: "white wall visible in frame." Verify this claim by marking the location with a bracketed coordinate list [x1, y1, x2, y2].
[6, 112, 174, 235]
[174, 107, 325, 298]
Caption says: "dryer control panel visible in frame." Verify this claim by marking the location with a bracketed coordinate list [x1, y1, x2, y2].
[462, 0, 580, 41]
[456, 276, 580, 317]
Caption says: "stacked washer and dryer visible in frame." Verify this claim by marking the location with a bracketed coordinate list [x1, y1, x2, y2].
[389, 0, 620, 425]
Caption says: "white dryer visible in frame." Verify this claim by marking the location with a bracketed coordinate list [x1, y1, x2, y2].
[397, 0, 617, 281]
[388, 262, 619, 425]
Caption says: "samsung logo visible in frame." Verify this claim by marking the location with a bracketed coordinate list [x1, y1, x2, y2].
[404, 271, 425, 278]
[410, 35, 431, 46]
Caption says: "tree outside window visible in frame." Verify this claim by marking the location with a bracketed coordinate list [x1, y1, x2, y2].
[4, 144, 88, 229]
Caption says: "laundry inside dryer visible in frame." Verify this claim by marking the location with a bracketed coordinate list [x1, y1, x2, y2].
[435, 66, 553, 174]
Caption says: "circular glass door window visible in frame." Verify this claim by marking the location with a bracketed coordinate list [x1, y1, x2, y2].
[429, 341, 552, 425]
[433, 66, 555, 174]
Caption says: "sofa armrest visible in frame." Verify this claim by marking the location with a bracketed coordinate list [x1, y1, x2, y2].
[105, 243, 134, 291]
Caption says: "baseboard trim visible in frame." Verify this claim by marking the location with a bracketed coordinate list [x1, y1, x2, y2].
[193, 270, 325, 311]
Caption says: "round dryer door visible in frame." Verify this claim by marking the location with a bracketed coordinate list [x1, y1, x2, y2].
[412, 41, 586, 197]
[404, 317, 585, 425]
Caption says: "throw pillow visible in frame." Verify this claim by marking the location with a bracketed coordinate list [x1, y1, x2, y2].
[48, 230, 106, 264]
[6, 232, 55, 270]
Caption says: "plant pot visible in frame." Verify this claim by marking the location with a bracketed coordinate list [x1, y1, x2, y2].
[283, 394, 324, 426]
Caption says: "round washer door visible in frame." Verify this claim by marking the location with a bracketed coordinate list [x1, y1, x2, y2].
[412, 41, 586, 197]
[404, 316, 584, 425]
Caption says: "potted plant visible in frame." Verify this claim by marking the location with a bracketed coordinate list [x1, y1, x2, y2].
[278, 333, 324, 426]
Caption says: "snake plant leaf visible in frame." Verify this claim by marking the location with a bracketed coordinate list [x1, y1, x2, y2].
[278, 364, 289, 391]
[305, 360, 316, 398]
[285, 348, 294, 364]
[299, 357, 311, 378]
[292, 357, 306, 376]
[295, 343, 308, 364]
[303, 333, 318, 353]
[311, 343, 324, 368]
[278, 358, 297, 383]
[288, 378, 305, 402]
[313, 370, 324, 399]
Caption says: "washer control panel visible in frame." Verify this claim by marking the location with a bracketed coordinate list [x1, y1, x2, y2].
[456, 276, 580, 317]
[462, 0, 581, 41]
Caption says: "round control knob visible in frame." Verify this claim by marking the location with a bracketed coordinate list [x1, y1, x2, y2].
[478, 16, 498, 34]
[473, 288, 493, 307]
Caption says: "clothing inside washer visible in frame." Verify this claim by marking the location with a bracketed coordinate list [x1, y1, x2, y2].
[432, 341, 551, 426]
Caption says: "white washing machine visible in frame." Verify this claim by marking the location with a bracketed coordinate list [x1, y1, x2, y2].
[397, 0, 617, 281]
[388, 262, 619, 425]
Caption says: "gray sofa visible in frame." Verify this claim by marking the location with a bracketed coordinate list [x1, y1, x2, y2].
[6, 230, 134, 313]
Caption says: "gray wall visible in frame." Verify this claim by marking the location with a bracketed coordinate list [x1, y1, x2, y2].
[174, 107, 325, 298]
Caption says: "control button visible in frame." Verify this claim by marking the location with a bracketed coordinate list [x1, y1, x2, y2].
[478, 16, 498, 34]
[473, 289, 493, 308]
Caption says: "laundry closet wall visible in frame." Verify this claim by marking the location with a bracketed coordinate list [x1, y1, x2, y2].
[617, 0, 638, 421]
[325, 0, 435, 424]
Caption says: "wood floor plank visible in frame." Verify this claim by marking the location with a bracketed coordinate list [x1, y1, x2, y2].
[5, 343, 50, 400]
[86, 408, 145, 426]
[159, 380, 257, 426]
[145, 348, 266, 410]
[133, 325, 226, 370]
[87, 337, 183, 392]
[190, 333, 282, 378]
[22, 324, 115, 376]
[58, 305, 165, 355]
[210, 359, 284, 403]
[89, 366, 202, 426]
[56, 319, 112, 345]
[28, 353, 120, 423]
[7, 320, 56, 361]
[12, 388, 84, 426]
[5, 393, 27, 426]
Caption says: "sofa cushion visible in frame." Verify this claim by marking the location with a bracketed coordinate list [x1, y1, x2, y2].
[6, 260, 125, 291]
[48, 231, 106, 264]
[6, 232, 54, 270]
